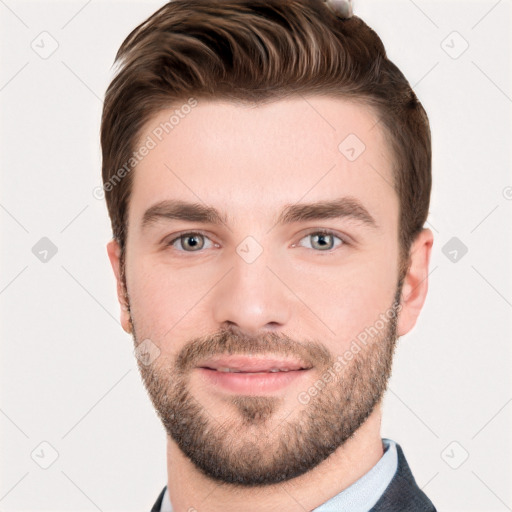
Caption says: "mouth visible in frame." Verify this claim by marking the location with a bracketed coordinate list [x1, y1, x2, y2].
[197, 355, 313, 373]
[196, 355, 313, 394]
[204, 368, 308, 373]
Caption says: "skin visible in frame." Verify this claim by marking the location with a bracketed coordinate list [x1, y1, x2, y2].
[107, 96, 433, 512]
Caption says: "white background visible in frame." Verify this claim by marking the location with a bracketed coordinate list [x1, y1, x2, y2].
[1, 0, 511, 510]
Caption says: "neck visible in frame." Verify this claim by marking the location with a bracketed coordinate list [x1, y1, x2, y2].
[165, 405, 383, 512]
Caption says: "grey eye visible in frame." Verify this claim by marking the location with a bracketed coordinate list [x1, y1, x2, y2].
[171, 233, 213, 251]
[299, 231, 343, 251]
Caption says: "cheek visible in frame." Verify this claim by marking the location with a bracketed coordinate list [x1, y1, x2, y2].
[284, 247, 399, 348]
[126, 256, 200, 341]
[126, 251, 230, 349]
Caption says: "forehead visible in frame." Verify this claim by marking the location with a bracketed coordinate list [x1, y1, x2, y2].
[128, 96, 397, 230]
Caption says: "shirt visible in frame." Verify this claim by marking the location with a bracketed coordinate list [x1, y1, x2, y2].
[160, 438, 398, 512]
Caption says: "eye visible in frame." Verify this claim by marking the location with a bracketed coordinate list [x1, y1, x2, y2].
[167, 232, 215, 252]
[295, 230, 346, 251]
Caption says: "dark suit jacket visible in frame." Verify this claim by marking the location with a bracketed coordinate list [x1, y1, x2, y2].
[150, 442, 437, 511]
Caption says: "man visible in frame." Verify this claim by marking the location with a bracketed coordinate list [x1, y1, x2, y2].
[101, 0, 436, 510]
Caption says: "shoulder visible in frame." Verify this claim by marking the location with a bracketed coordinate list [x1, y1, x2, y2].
[370, 442, 437, 512]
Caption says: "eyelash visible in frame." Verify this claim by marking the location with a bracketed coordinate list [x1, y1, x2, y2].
[165, 229, 349, 253]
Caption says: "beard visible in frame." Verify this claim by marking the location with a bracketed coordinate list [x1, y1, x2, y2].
[129, 282, 402, 487]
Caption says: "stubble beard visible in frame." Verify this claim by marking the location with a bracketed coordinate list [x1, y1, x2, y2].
[130, 284, 402, 487]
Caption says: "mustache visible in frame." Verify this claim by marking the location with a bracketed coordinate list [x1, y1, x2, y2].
[174, 325, 333, 374]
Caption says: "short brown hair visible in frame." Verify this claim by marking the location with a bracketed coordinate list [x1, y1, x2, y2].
[101, 0, 431, 276]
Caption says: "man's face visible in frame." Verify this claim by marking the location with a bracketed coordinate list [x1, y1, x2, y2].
[109, 96, 408, 485]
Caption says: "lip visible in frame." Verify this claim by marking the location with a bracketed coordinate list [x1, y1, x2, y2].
[197, 367, 311, 394]
[197, 355, 312, 373]
[196, 355, 313, 394]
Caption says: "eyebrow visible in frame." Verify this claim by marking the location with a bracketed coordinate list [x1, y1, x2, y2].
[141, 197, 378, 231]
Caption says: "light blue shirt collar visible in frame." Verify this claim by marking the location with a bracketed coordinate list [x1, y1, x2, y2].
[160, 438, 398, 512]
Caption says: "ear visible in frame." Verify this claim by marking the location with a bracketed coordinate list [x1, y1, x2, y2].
[397, 228, 434, 336]
[106, 239, 132, 334]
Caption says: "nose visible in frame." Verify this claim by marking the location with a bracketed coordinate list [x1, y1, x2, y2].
[210, 244, 292, 335]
